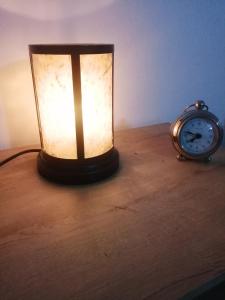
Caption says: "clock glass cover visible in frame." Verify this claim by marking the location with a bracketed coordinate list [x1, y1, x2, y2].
[179, 118, 217, 155]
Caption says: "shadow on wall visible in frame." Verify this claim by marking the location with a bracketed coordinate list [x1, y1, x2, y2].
[0, 60, 40, 149]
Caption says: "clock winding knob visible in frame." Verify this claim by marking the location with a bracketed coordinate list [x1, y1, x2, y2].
[195, 100, 207, 110]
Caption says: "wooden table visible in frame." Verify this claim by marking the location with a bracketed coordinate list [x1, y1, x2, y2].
[1, 123, 225, 300]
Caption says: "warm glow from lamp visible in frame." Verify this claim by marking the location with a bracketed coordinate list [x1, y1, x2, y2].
[29, 44, 119, 184]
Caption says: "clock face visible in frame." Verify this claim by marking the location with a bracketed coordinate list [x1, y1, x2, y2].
[179, 117, 217, 155]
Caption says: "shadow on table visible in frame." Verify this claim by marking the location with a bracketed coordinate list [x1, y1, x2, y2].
[181, 273, 225, 300]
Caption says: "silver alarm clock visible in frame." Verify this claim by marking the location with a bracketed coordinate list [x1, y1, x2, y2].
[170, 100, 223, 161]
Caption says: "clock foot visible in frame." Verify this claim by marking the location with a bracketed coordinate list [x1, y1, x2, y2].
[204, 156, 212, 163]
[176, 154, 186, 161]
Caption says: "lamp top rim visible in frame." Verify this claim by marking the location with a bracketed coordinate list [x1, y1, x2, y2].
[29, 44, 114, 54]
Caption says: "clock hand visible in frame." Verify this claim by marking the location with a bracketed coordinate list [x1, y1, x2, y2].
[184, 130, 195, 135]
[195, 133, 202, 139]
[187, 133, 202, 143]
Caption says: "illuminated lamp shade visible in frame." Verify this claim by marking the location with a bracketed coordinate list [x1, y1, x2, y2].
[29, 44, 119, 184]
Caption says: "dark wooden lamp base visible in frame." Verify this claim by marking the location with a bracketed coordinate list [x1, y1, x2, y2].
[37, 148, 119, 184]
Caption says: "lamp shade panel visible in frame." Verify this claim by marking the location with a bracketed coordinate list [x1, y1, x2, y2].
[32, 54, 77, 159]
[80, 53, 113, 158]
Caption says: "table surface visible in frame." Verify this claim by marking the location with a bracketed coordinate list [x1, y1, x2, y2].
[1, 123, 225, 300]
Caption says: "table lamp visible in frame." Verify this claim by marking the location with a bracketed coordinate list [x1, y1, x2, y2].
[29, 44, 119, 184]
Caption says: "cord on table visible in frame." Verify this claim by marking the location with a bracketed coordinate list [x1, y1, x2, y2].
[0, 149, 40, 167]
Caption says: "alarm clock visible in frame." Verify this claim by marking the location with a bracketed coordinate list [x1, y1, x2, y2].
[170, 100, 223, 161]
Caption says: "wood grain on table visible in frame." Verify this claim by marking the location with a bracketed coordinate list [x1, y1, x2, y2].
[1, 123, 225, 300]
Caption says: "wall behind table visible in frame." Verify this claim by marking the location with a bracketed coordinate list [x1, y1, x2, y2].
[0, 0, 224, 149]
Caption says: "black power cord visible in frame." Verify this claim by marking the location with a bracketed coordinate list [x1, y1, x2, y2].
[0, 149, 41, 167]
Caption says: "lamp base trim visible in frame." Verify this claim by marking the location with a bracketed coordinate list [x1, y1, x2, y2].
[37, 148, 119, 184]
